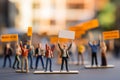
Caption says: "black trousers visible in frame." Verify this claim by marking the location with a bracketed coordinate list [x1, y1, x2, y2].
[61, 57, 68, 71]
[13, 55, 20, 68]
[3, 55, 11, 67]
[101, 52, 107, 66]
[35, 55, 44, 69]
[91, 53, 98, 66]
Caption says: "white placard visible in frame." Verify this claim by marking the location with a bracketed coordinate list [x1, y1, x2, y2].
[58, 30, 75, 39]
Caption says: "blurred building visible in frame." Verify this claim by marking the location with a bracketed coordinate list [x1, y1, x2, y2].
[9, 0, 96, 35]
[0, 0, 9, 28]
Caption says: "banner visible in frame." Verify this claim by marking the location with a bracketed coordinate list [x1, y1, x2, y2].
[103, 30, 119, 40]
[50, 37, 58, 43]
[58, 30, 75, 39]
[1, 34, 18, 42]
[77, 19, 99, 30]
[27, 27, 32, 36]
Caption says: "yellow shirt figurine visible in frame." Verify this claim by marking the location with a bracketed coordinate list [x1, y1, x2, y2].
[77, 45, 85, 65]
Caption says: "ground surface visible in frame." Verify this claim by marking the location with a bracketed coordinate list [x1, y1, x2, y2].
[0, 54, 120, 80]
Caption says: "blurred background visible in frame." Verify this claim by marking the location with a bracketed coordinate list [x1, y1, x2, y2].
[0, 0, 120, 58]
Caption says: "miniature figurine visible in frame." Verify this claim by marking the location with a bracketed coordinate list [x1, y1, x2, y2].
[77, 42, 85, 65]
[3, 43, 13, 68]
[58, 40, 72, 72]
[45, 44, 54, 72]
[35, 43, 45, 69]
[20, 41, 31, 73]
[13, 43, 21, 69]
[88, 40, 100, 66]
[27, 40, 34, 69]
[100, 41, 107, 66]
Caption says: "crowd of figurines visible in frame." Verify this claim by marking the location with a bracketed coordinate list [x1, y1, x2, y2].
[2, 38, 107, 73]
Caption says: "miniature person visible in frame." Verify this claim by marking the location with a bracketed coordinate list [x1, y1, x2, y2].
[58, 40, 72, 72]
[88, 40, 100, 66]
[20, 41, 31, 73]
[35, 43, 45, 69]
[77, 43, 85, 65]
[27, 40, 34, 69]
[13, 43, 21, 69]
[100, 41, 107, 66]
[3, 43, 13, 68]
[45, 44, 54, 72]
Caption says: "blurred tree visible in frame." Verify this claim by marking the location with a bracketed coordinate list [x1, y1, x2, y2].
[0, 0, 9, 28]
[98, 1, 116, 30]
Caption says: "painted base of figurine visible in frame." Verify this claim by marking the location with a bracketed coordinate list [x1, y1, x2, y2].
[16, 70, 29, 73]
[85, 65, 114, 69]
[34, 70, 79, 74]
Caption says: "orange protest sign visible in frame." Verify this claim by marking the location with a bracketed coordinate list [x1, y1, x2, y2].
[75, 31, 85, 35]
[27, 27, 32, 36]
[59, 38, 69, 43]
[75, 34, 81, 39]
[50, 37, 58, 43]
[103, 30, 119, 40]
[68, 19, 99, 33]
[75, 31, 85, 39]
[68, 26, 86, 37]
[68, 26, 86, 31]
[50, 37, 70, 43]
[1, 34, 18, 42]
[76, 19, 99, 30]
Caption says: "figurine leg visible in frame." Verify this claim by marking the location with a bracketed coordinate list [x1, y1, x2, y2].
[45, 58, 48, 72]
[94, 54, 98, 66]
[21, 57, 25, 71]
[40, 56, 44, 69]
[65, 58, 69, 72]
[35, 56, 39, 69]
[60, 58, 64, 71]
[49, 58, 52, 72]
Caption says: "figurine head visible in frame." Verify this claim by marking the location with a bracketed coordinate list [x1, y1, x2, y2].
[16, 43, 19, 48]
[93, 40, 97, 45]
[38, 43, 42, 48]
[23, 44, 27, 49]
[28, 40, 32, 45]
[63, 44, 67, 49]
[47, 46, 51, 50]
[101, 41, 106, 46]
[6, 43, 10, 48]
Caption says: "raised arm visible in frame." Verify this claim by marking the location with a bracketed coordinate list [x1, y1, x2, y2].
[20, 41, 23, 50]
[67, 42, 72, 50]
[45, 44, 48, 50]
[58, 43, 62, 51]
[32, 46, 35, 55]
[88, 41, 92, 47]
[51, 44, 55, 52]
[97, 40, 100, 47]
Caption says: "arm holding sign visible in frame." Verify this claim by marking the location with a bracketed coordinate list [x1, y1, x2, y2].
[20, 41, 24, 51]
[67, 40, 73, 50]
[58, 40, 62, 51]
[88, 41, 92, 47]
[97, 40, 100, 47]
[96, 35, 101, 47]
